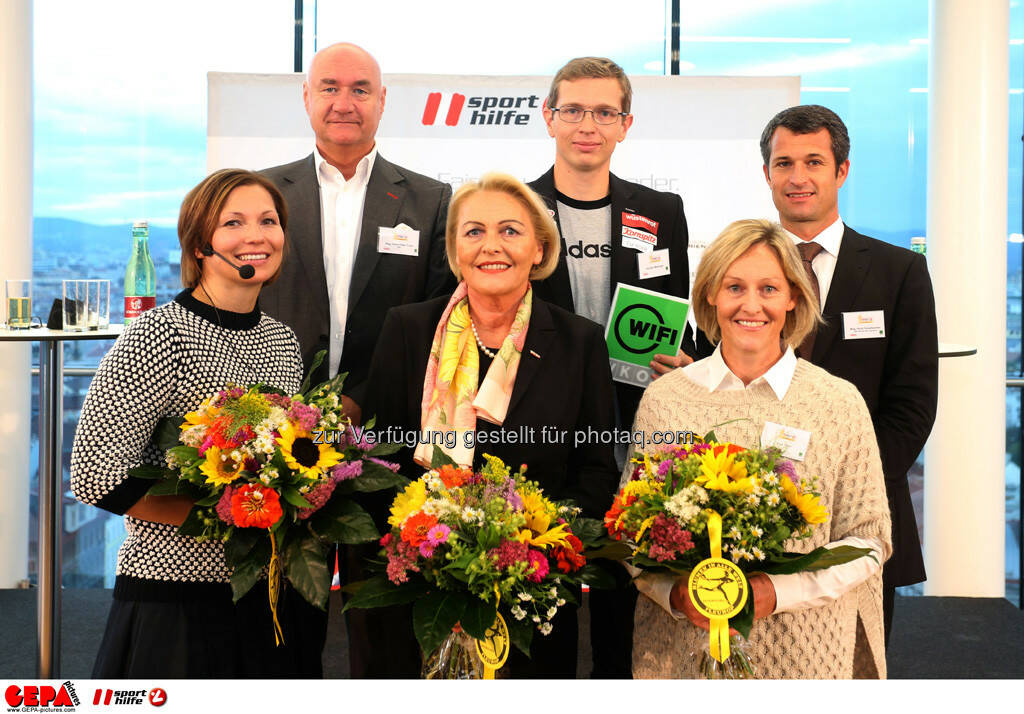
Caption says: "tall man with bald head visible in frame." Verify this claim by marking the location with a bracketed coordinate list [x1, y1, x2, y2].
[260, 43, 453, 677]
[261, 43, 453, 424]
[760, 104, 938, 645]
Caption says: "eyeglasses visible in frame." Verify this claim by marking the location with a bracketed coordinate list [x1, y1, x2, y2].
[550, 105, 628, 125]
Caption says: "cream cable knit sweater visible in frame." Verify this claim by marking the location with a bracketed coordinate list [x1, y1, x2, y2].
[629, 359, 891, 679]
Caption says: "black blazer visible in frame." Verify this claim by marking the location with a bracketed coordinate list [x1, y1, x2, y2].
[363, 294, 620, 521]
[259, 153, 455, 405]
[527, 167, 713, 426]
[808, 225, 938, 586]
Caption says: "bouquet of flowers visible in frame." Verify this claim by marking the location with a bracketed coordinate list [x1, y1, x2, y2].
[606, 437, 873, 678]
[344, 449, 608, 679]
[129, 360, 406, 643]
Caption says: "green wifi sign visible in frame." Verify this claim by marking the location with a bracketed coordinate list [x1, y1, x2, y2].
[604, 284, 690, 388]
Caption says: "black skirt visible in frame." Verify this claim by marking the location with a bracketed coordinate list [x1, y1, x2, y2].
[92, 578, 327, 678]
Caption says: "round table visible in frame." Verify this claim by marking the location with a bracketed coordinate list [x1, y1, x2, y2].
[0, 324, 122, 677]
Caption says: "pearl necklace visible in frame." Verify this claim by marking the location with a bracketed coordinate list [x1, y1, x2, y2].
[469, 317, 497, 358]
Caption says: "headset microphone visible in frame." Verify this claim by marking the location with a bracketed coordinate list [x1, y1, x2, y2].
[200, 245, 256, 279]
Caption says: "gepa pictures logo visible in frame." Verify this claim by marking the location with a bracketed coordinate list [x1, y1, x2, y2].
[5, 682, 80, 710]
[421, 92, 540, 127]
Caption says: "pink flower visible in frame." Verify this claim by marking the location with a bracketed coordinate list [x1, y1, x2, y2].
[331, 460, 363, 481]
[489, 540, 529, 570]
[385, 539, 421, 585]
[647, 514, 695, 562]
[526, 549, 549, 583]
[426, 524, 450, 547]
[418, 542, 435, 558]
[296, 478, 337, 519]
[215, 486, 236, 525]
[368, 457, 399, 472]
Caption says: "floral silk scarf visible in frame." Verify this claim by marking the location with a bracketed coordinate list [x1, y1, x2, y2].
[414, 281, 532, 468]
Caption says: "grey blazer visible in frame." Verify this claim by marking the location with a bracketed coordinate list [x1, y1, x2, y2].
[259, 153, 455, 404]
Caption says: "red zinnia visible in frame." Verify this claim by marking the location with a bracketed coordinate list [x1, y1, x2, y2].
[400, 511, 438, 547]
[603, 492, 636, 540]
[230, 484, 283, 529]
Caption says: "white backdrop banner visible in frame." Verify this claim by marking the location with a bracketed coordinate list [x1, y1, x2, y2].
[207, 72, 800, 289]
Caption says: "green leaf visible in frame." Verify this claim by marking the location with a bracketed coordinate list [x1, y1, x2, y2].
[505, 613, 534, 657]
[284, 532, 330, 609]
[569, 517, 605, 545]
[176, 506, 207, 537]
[413, 590, 468, 653]
[223, 527, 262, 569]
[579, 563, 618, 590]
[299, 350, 327, 396]
[366, 441, 404, 457]
[128, 464, 173, 480]
[168, 445, 200, 464]
[195, 493, 221, 507]
[146, 477, 185, 496]
[761, 545, 875, 575]
[229, 540, 270, 603]
[342, 575, 430, 611]
[154, 417, 185, 451]
[703, 429, 717, 443]
[430, 445, 458, 469]
[281, 487, 313, 509]
[310, 498, 380, 544]
[460, 597, 497, 642]
[731, 592, 755, 639]
[583, 541, 633, 562]
[344, 462, 409, 493]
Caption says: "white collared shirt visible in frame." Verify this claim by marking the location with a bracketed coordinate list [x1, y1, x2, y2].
[682, 344, 797, 400]
[783, 215, 844, 309]
[314, 144, 377, 376]
[650, 344, 886, 614]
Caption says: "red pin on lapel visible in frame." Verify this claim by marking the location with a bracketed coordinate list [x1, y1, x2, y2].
[386, 191, 399, 200]
[530, 350, 541, 359]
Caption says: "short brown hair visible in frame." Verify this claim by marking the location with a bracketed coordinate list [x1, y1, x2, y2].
[445, 173, 560, 282]
[546, 57, 632, 114]
[691, 219, 821, 348]
[178, 169, 289, 288]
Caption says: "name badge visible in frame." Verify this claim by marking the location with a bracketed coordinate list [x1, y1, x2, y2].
[760, 422, 812, 461]
[637, 249, 670, 279]
[378, 223, 420, 256]
[621, 213, 658, 253]
[842, 310, 885, 340]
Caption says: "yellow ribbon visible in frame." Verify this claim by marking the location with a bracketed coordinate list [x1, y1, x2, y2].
[704, 511, 730, 663]
[267, 529, 285, 646]
[482, 585, 500, 679]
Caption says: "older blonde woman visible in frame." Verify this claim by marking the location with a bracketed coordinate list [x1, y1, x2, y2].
[628, 219, 891, 679]
[360, 172, 620, 677]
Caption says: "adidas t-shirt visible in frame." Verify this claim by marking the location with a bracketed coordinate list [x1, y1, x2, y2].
[555, 189, 612, 326]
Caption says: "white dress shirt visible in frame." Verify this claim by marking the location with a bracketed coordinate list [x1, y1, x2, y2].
[638, 345, 885, 615]
[783, 215, 844, 309]
[314, 145, 376, 377]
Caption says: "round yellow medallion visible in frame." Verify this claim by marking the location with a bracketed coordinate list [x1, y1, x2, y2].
[687, 557, 748, 619]
[475, 613, 510, 670]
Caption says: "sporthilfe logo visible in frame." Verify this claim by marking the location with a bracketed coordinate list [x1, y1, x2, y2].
[422, 92, 541, 126]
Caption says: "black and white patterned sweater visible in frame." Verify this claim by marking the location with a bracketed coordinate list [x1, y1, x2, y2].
[70, 290, 302, 601]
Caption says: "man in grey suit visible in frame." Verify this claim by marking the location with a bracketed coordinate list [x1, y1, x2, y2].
[260, 42, 454, 677]
[261, 42, 454, 425]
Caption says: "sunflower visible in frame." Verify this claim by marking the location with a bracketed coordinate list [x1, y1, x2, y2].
[276, 421, 342, 479]
[696, 447, 756, 493]
[388, 480, 428, 528]
[520, 490, 555, 534]
[199, 446, 243, 486]
[780, 475, 829, 524]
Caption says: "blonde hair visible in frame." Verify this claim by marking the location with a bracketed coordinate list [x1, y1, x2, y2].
[445, 173, 560, 281]
[547, 57, 632, 114]
[178, 169, 288, 288]
[691, 219, 821, 348]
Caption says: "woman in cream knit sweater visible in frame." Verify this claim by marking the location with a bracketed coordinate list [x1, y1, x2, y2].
[629, 219, 891, 679]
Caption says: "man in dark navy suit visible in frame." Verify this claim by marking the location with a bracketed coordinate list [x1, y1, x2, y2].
[761, 104, 938, 645]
